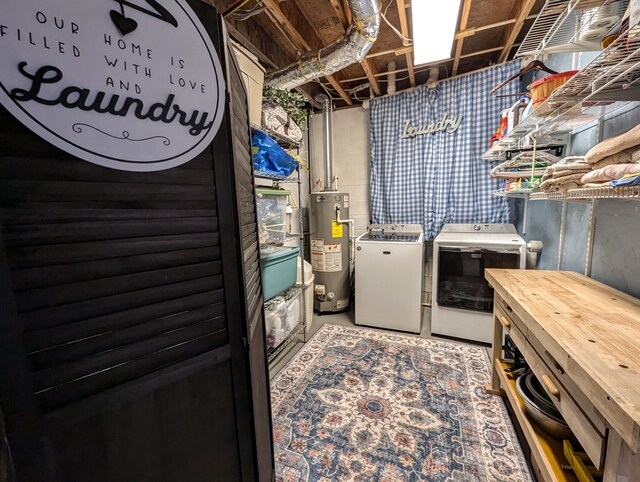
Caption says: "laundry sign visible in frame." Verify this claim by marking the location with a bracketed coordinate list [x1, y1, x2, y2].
[401, 113, 463, 139]
[0, 0, 225, 171]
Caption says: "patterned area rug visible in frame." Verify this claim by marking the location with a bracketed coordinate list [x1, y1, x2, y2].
[271, 324, 532, 482]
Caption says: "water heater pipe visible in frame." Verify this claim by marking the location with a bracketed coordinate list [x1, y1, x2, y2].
[335, 205, 356, 274]
[316, 93, 335, 191]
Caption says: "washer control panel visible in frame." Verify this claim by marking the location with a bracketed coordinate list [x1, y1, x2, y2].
[368, 223, 423, 235]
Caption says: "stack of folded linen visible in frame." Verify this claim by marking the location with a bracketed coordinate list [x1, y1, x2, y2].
[540, 156, 591, 192]
[581, 124, 640, 186]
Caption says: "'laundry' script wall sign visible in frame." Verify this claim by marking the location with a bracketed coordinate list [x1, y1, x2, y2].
[401, 113, 463, 139]
[0, 0, 225, 171]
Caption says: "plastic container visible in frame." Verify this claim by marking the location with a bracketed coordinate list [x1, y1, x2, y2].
[265, 288, 302, 347]
[232, 41, 265, 128]
[296, 257, 314, 334]
[256, 188, 290, 245]
[260, 246, 299, 301]
[507, 95, 529, 134]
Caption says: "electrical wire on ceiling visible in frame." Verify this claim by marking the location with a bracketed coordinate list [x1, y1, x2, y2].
[223, 0, 252, 17]
[314, 79, 342, 102]
[229, 1, 266, 21]
[381, 0, 412, 44]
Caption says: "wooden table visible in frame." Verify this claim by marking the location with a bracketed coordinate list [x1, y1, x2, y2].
[485, 269, 640, 482]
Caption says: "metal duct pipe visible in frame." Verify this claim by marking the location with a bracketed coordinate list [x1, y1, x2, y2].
[387, 60, 397, 96]
[265, 0, 381, 90]
[316, 94, 334, 191]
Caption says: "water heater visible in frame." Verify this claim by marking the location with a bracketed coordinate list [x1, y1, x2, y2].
[310, 192, 351, 313]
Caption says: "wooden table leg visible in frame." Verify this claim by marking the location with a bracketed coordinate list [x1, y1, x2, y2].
[485, 312, 504, 396]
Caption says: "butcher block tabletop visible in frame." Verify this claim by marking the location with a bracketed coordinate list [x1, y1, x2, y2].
[485, 269, 640, 451]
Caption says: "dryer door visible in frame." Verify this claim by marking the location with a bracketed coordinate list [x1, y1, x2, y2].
[436, 247, 520, 313]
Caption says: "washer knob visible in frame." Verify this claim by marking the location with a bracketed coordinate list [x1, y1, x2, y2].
[473, 224, 481, 231]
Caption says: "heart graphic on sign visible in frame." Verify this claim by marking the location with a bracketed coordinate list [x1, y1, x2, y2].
[110, 10, 138, 35]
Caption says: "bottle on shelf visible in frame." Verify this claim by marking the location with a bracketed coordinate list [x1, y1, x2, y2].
[507, 95, 529, 134]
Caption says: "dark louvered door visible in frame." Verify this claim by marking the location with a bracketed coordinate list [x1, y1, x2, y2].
[0, 2, 273, 481]
[221, 37, 274, 481]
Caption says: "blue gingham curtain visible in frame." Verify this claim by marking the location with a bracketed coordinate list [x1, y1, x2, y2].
[369, 61, 521, 240]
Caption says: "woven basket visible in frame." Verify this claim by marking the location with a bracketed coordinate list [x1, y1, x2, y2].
[529, 71, 578, 114]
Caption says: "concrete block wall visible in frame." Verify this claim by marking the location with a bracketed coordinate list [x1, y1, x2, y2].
[309, 106, 371, 236]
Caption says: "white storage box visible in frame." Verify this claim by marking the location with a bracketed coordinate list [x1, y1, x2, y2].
[264, 288, 302, 348]
[232, 41, 265, 128]
[296, 257, 314, 334]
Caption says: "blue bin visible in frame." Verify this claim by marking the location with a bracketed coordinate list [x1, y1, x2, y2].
[260, 246, 300, 301]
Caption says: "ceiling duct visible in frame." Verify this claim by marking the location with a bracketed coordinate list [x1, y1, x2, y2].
[265, 0, 381, 90]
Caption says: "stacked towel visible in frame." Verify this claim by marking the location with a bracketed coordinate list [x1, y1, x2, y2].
[579, 126, 640, 186]
[585, 124, 640, 164]
[540, 157, 590, 192]
[581, 163, 640, 184]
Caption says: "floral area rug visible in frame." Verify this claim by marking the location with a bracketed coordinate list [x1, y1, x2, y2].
[271, 324, 532, 482]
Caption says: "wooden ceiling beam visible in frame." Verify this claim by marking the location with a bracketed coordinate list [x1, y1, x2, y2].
[452, 0, 473, 76]
[396, 0, 415, 86]
[339, 44, 518, 83]
[224, 20, 322, 109]
[328, 0, 349, 29]
[262, 0, 311, 51]
[361, 58, 382, 96]
[260, 0, 352, 105]
[498, 0, 536, 63]
[325, 75, 352, 104]
[341, 0, 352, 24]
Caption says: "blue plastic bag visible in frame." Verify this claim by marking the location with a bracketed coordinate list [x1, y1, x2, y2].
[252, 130, 299, 178]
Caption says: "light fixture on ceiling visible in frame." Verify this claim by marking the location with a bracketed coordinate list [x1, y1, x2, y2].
[412, 0, 462, 65]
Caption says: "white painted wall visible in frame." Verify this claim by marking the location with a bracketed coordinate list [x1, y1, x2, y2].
[309, 106, 371, 236]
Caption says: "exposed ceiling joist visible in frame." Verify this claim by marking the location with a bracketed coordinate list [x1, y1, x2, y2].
[294, 0, 353, 105]
[224, 19, 322, 109]
[262, 0, 310, 52]
[341, 0, 352, 24]
[325, 75, 353, 105]
[455, 16, 535, 40]
[260, 0, 352, 104]
[395, 0, 415, 87]
[498, 0, 536, 63]
[340, 44, 518, 83]
[361, 59, 382, 96]
[452, 0, 473, 76]
[328, 0, 349, 29]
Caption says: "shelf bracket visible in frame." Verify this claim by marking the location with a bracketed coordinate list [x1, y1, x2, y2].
[557, 201, 567, 270]
[584, 198, 598, 277]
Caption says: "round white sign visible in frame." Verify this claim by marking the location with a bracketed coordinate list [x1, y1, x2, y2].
[0, 1, 225, 171]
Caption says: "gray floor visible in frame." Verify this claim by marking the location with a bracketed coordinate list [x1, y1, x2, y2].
[268, 306, 491, 378]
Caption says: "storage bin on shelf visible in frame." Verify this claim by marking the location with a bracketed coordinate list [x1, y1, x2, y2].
[260, 246, 299, 301]
[296, 257, 314, 334]
[256, 188, 290, 245]
[264, 287, 302, 348]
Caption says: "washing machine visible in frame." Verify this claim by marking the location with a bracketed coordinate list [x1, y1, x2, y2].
[355, 224, 424, 333]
